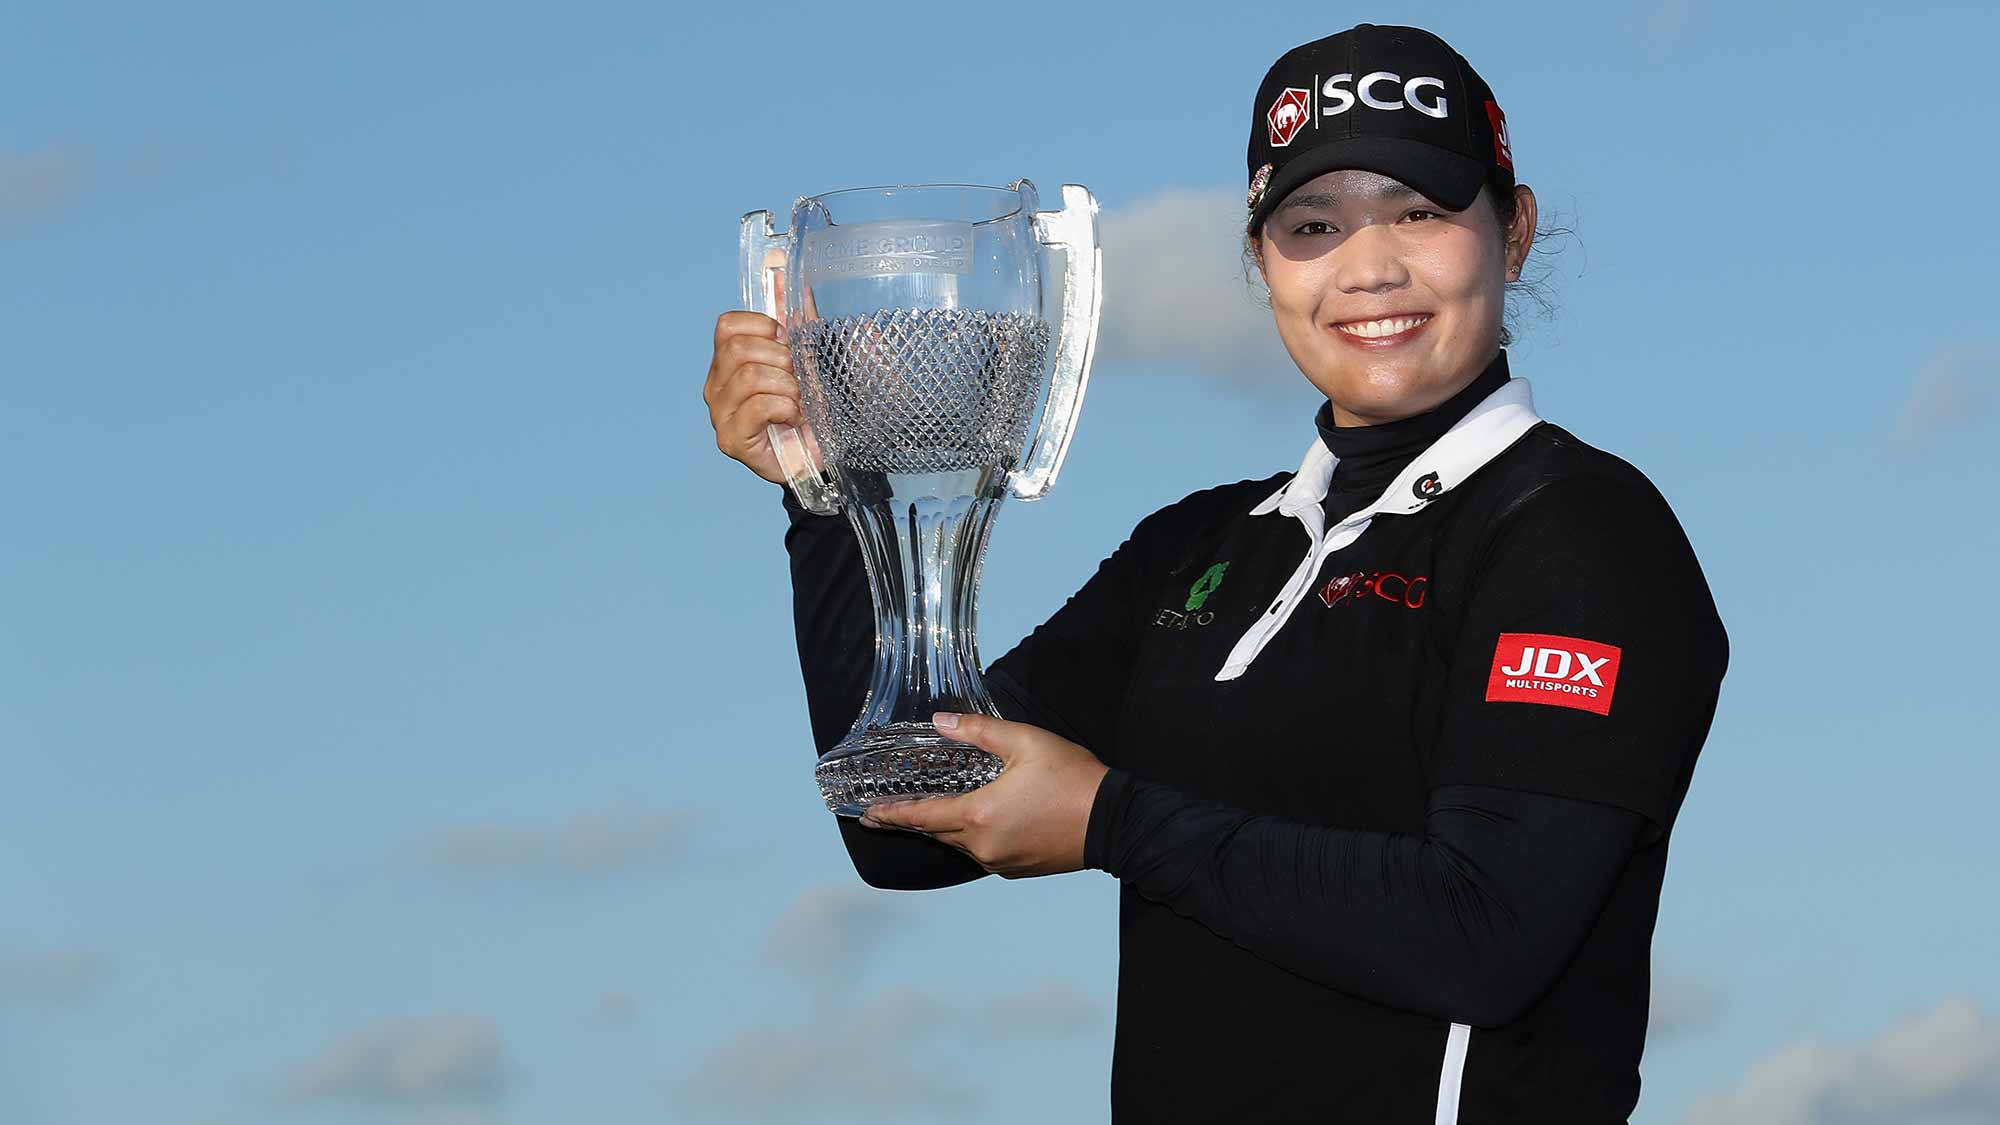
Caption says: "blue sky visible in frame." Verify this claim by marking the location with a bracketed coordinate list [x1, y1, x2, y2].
[4, 1, 1998, 1123]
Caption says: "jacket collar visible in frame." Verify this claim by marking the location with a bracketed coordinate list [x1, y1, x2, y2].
[1250, 376, 1542, 524]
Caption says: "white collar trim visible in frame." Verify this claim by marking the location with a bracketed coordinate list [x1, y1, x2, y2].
[1250, 377, 1541, 523]
[1214, 377, 1542, 683]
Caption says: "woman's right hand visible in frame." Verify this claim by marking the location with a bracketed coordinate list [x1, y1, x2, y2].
[704, 310, 803, 486]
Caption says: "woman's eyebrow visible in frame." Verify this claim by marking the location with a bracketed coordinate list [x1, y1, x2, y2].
[1275, 193, 1339, 214]
[1276, 184, 1428, 215]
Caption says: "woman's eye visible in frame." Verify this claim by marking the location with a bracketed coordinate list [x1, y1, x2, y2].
[1293, 220, 1337, 236]
[1403, 209, 1438, 223]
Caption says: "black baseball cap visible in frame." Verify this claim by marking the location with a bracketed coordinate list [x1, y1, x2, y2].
[1246, 24, 1515, 233]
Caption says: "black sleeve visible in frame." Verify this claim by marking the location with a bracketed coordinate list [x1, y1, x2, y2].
[1085, 774, 1647, 1028]
[782, 483, 1153, 889]
[1433, 473, 1729, 836]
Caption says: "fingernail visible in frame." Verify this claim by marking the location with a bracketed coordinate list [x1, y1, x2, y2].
[932, 712, 960, 730]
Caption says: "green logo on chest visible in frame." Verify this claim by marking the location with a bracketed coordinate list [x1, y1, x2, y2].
[1184, 562, 1230, 612]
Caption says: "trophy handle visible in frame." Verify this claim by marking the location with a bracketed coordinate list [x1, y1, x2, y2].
[1010, 184, 1102, 502]
[739, 208, 841, 515]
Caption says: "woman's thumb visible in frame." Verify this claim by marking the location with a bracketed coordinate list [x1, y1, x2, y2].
[934, 711, 1011, 759]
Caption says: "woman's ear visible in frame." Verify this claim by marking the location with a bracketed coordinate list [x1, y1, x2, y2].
[1505, 185, 1537, 280]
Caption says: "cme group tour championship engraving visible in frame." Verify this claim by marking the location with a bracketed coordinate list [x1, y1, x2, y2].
[801, 220, 975, 283]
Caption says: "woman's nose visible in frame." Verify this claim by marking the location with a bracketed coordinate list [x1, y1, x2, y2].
[1333, 224, 1411, 294]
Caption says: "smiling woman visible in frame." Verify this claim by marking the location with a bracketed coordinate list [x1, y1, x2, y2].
[704, 19, 1729, 1125]
[1255, 168, 1531, 425]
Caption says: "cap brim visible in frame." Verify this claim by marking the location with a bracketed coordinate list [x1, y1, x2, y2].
[1250, 138, 1488, 232]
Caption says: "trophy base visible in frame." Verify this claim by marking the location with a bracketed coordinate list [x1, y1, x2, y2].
[815, 727, 1005, 817]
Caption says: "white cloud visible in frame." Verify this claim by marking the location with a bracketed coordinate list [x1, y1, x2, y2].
[1645, 0, 1695, 59]
[279, 1012, 512, 1108]
[0, 947, 109, 1007]
[589, 990, 638, 1026]
[673, 981, 1103, 1122]
[1093, 188, 1295, 387]
[1889, 343, 2000, 450]
[672, 1001, 981, 1122]
[973, 979, 1103, 1041]
[419, 801, 695, 877]
[677, 888, 1104, 1121]
[761, 883, 912, 989]
[1651, 968, 1726, 1045]
[0, 149, 89, 229]
[1680, 997, 2000, 1125]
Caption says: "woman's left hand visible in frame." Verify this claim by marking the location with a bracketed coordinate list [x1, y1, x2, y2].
[859, 712, 1111, 879]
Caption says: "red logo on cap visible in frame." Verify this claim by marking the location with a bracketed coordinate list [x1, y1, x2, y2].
[1267, 87, 1311, 148]
[1485, 100, 1513, 171]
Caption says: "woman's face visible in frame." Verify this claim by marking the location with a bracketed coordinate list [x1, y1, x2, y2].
[1256, 169, 1535, 426]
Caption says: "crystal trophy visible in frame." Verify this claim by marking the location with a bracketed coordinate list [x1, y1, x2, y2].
[741, 181, 1101, 816]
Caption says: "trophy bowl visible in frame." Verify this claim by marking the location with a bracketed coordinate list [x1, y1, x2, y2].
[741, 181, 1101, 816]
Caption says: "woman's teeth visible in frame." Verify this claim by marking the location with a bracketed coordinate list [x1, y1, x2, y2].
[1335, 315, 1431, 338]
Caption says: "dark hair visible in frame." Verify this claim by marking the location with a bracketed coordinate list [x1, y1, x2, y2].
[1241, 179, 1572, 347]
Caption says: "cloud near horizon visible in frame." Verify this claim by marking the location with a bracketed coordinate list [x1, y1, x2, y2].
[672, 986, 983, 1123]
[1888, 343, 1999, 452]
[0, 149, 89, 229]
[278, 1012, 512, 1109]
[761, 882, 913, 993]
[673, 883, 1104, 1121]
[974, 979, 1101, 1042]
[0, 947, 109, 1007]
[1680, 996, 2000, 1125]
[1645, 0, 1696, 59]
[1650, 967, 1727, 1045]
[672, 979, 1104, 1122]
[418, 800, 696, 878]
[590, 989, 638, 1026]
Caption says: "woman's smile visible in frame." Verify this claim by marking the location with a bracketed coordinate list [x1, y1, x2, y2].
[1330, 313, 1434, 346]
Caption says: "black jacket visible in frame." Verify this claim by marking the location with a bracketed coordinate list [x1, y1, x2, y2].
[780, 362, 1727, 1123]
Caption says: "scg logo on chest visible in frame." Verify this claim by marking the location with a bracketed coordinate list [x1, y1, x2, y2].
[1318, 569, 1429, 610]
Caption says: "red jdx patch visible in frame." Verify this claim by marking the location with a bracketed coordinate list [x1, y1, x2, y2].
[1484, 632, 1620, 716]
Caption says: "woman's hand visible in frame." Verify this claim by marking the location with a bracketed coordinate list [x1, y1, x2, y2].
[860, 712, 1111, 879]
[704, 310, 806, 486]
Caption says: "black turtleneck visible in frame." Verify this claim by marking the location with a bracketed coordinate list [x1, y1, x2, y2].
[1315, 350, 1512, 522]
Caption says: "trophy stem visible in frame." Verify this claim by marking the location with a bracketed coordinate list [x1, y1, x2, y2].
[815, 469, 1009, 815]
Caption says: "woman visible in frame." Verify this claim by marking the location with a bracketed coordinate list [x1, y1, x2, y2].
[703, 23, 1726, 1124]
